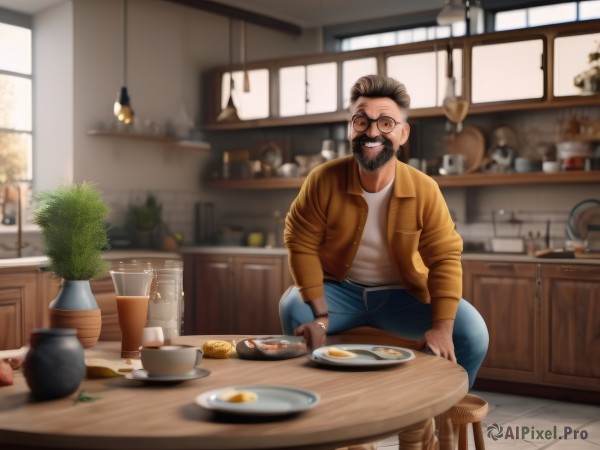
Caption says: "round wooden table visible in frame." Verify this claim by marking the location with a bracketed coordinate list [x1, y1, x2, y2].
[0, 336, 468, 450]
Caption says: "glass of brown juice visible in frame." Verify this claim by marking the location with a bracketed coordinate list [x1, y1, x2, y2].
[110, 263, 155, 358]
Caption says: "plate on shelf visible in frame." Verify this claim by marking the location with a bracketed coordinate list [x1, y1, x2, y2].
[447, 126, 485, 173]
[310, 345, 415, 368]
[567, 199, 600, 240]
[196, 385, 319, 416]
[125, 367, 210, 383]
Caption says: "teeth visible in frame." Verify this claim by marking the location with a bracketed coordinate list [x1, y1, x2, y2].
[365, 142, 380, 148]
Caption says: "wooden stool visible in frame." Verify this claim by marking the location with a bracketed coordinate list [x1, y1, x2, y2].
[449, 394, 489, 450]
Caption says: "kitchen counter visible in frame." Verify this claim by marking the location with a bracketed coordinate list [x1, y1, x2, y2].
[0, 250, 181, 270]
[180, 245, 288, 256]
[180, 246, 600, 264]
[461, 252, 600, 264]
[2, 247, 598, 270]
[0, 255, 48, 269]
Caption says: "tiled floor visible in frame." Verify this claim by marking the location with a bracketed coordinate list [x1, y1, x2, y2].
[377, 390, 600, 449]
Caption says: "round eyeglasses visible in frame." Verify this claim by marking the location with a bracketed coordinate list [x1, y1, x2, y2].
[351, 114, 402, 134]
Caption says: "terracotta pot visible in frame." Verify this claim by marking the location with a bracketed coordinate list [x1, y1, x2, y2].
[49, 280, 101, 348]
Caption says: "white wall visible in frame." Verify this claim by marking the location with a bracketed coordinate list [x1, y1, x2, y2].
[33, 0, 73, 191]
[30, 0, 320, 242]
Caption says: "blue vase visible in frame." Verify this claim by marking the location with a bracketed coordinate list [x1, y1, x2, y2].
[23, 328, 85, 400]
[50, 280, 99, 310]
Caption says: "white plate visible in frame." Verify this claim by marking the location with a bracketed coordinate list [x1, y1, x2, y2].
[196, 385, 319, 416]
[126, 367, 210, 383]
[311, 345, 415, 367]
[447, 125, 485, 174]
[567, 199, 600, 240]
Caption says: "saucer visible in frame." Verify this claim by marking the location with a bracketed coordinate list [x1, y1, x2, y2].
[126, 367, 210, 383]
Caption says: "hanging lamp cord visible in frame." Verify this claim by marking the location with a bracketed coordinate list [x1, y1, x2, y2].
[229, 17, 234, 90]
[123, 0, 128, 86]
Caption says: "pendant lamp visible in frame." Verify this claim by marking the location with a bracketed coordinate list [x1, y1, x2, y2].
[217, 18, 240, 122]
[437, 0, 465, 26]
[114, 0, 134, 125]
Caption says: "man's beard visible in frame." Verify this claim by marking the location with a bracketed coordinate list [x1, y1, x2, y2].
[351, 135, 398, 171]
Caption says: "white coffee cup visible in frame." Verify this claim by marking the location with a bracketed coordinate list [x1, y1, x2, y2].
[140, 345, 202, 376]
[514, 157, 532, 173]
[542, 161, 560, 173]
[142, 327, 164, 347]
[442, 154, 464, 175]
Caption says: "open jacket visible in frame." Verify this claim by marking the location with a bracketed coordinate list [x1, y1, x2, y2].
[284, 156, 463, 322]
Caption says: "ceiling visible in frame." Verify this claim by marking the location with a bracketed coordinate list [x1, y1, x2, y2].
[0, 0, 444, 29]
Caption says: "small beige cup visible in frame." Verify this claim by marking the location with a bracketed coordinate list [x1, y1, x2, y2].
[140, 345, 202, 376]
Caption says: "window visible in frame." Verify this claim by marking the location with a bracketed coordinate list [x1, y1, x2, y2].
[495, 1, 600, 31]
[471, 40, 544, 103]
[554, 32, 600, 96]
[342, 58, 378, 108]
[279, 63, 337, 117]
[387, 48, 463, 109]
[221, 69, 269, 120]
[341, 24, 465, 52]
[0, 20, 32, 183]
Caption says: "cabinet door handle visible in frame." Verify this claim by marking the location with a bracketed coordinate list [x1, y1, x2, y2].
[558, 265, 596, 274]
[484, 263, 515, 271]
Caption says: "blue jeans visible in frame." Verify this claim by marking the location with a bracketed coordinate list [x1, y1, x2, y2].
[279, 279, 488, 389]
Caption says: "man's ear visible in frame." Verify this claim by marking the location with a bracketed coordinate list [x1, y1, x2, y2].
[399, 123, 411, 145]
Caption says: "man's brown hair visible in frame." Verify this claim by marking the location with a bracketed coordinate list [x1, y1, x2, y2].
[349, 74, 411, 116]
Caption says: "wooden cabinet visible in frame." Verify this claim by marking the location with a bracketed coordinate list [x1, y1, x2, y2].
[0, 266, 60, 350]
[541, 263, 600, 391]
[0, 268, 38, 350]
[463, 259, 600, 392]
[462, 261, 540, 384]
[183, 252, 289, 335]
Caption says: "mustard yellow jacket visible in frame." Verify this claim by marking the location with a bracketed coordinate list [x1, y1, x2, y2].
[284, 156, 463, 321]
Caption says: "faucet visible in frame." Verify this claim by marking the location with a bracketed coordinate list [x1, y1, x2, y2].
[0, 183, 27, 257]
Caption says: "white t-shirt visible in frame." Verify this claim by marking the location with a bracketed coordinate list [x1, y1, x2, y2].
[347, 178, 403, 287]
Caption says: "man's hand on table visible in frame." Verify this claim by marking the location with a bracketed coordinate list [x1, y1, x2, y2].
[294, 317, 328, 351]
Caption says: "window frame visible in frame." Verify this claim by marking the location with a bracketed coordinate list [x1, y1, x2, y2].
[0, 8, 33, 184]
[206, 18, 600, 129]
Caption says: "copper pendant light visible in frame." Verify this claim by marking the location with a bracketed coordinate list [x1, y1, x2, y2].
[114, 0, 134, 125]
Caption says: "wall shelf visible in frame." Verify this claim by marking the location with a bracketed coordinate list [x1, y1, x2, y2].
[87, 130, 210, 151]
[204, 170, 600, 190]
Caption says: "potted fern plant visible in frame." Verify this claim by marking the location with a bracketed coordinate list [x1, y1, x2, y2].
[126, 193, 162, 248]
[33, 182, 110, 348]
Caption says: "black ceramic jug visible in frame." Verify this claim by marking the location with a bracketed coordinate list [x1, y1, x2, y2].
[23, 328, 85, 400]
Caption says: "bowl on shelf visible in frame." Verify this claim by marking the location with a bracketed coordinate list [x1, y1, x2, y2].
[295, 154, 325, 176]
[275, 163, 299, 178]
[556, 141, 592, 160]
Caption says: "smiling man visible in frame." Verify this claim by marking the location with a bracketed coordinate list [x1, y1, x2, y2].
[280, 74, 488, 390]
